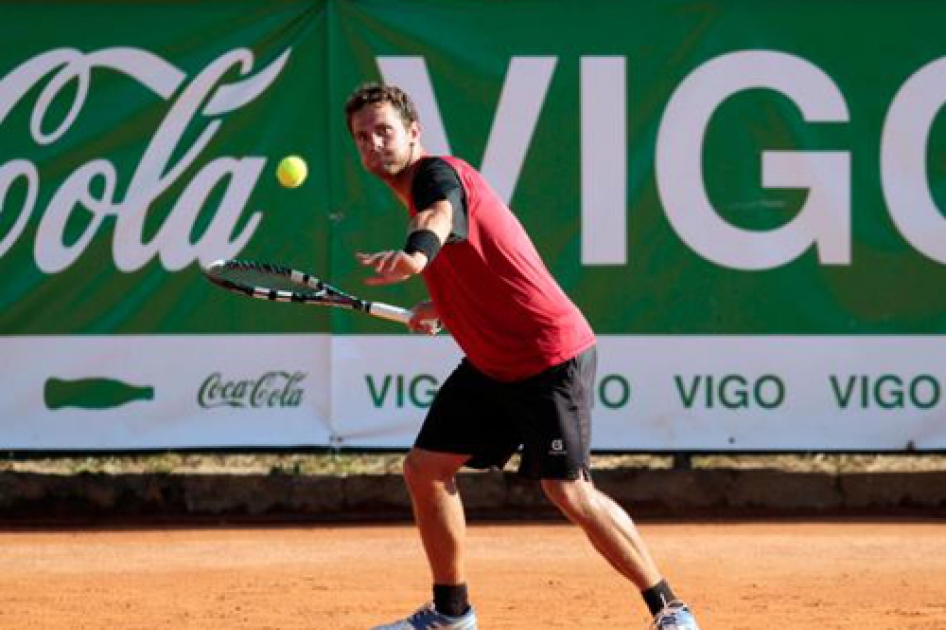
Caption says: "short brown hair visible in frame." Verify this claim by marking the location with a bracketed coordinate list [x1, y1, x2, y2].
[344, 83, 419, 133]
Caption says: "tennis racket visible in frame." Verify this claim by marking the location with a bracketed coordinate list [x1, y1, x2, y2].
[203, 259, 434, 328]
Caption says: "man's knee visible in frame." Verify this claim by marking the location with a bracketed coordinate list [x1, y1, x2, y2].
[403, 448, 467, 489]
[541, 478, 599, 522]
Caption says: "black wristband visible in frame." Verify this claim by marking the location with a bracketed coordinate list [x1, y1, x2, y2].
[403, 229, 442, 265]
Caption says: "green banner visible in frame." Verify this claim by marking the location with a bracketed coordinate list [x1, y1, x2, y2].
[0, 1, 333, 334]
[3, 0, 946, 336]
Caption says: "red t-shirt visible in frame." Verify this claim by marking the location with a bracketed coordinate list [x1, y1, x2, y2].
[409, 156, 595, 382]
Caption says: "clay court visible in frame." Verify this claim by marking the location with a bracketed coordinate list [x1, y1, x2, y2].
[1, 519, 944, 630]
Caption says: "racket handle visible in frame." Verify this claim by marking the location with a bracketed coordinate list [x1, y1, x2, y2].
[367, 301, 414, 325]
[368, 301, 442, 334]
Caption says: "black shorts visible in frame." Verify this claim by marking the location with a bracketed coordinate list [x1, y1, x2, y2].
[414, 346, 597, 480]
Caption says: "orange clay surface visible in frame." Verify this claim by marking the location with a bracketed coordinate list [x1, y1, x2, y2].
[1, 520, 944, 630]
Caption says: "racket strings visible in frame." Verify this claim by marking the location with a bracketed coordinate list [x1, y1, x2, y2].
[223, 269, 309, 295]
[209, 260, 359, 306]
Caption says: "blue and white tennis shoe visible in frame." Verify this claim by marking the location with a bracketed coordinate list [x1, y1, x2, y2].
[370, 602, 478, 629]
[651, 600, 700, 630]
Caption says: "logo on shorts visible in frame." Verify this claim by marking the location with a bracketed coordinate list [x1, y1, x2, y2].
[549, 439, 566, 455]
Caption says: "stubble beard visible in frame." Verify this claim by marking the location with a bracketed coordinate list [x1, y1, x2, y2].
[374, 142, 415, 182]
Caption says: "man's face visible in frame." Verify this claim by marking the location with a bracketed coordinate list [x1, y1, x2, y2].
[349, 102, 419, 180]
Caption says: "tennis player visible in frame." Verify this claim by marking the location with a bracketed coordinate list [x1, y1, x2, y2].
[346, 83, 701, 630]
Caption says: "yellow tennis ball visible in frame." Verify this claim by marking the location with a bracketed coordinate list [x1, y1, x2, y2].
[276, 155, 308, 188]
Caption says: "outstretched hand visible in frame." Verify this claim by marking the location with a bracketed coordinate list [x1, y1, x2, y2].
[356, 250, 427, 285]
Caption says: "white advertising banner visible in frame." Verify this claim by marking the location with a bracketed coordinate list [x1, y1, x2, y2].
[591, 335, 946, 451]
[331, 335, 946, 451]
[0, 336, 332, 449]
[2, 334, 945, 451]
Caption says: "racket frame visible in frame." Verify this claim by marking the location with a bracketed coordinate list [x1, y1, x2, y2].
[203, 259, 416, 326]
